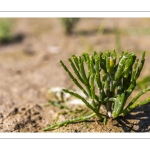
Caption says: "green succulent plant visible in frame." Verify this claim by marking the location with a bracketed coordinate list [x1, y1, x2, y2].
[61, 18, 79, 35]
[44, 50, 150, 131]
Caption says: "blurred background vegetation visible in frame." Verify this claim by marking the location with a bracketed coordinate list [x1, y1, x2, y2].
[0, 18, 14, 43]
[0, 18, 23, 45]
[60, 18, 79, 35]
[0, 18, 150, 92]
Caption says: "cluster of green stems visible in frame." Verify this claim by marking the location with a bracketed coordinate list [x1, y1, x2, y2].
[43, 50, 150, 131]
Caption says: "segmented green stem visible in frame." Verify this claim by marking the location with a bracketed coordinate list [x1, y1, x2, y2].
[68, 58, 85, 84]
[112, 93, 126, 118]
[135, 51, 145, 80]
[122, 87, 150, 116]
[72, 55, 79, 70]
[106, 52, 111, 73]
[60, 60, 88, 97]
[79, 56, 92, 97]
[115, 55, 127, 80]
[63, 89, 103, 120]
[123, 55, 133, 78]
[43, 113, 96, 131]
[129, 97, 150, 110]
[79, 56, 87, 82]
[94, 54, 102, 89]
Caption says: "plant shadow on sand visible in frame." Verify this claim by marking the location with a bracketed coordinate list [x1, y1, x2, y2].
[114, 103, 150, 132]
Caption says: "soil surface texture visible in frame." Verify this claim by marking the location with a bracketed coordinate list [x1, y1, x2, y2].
[0, 18, 150, 132]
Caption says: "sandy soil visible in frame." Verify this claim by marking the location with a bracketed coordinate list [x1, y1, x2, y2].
[0, 18, 150, 132]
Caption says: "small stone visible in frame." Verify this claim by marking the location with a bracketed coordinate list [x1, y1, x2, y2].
[133, 125, 139, 131]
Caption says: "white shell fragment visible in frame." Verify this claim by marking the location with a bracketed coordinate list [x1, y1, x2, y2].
[47, 87, 71, 102]
[47, 87, 87, 105]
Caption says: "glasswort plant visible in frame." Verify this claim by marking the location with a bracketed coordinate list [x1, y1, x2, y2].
[43, 50, 150, 131]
